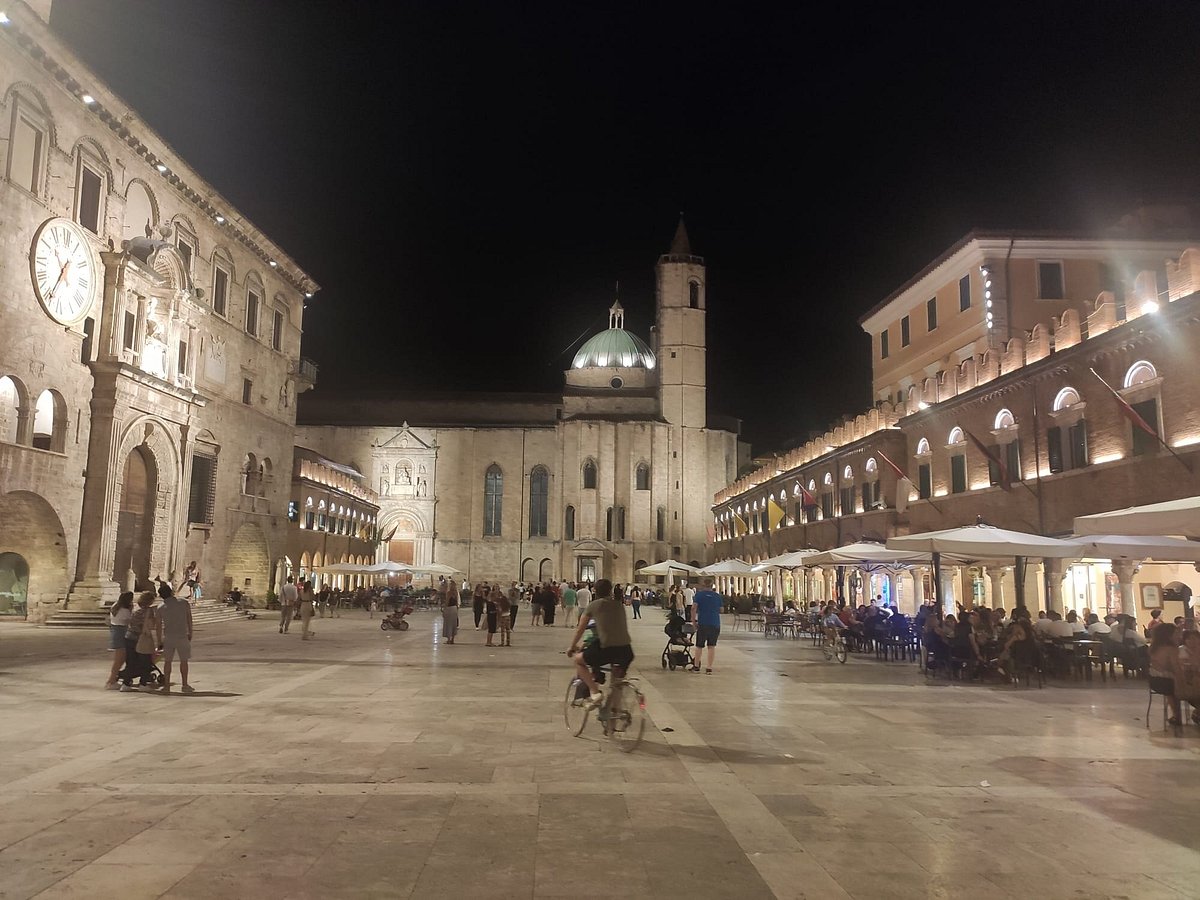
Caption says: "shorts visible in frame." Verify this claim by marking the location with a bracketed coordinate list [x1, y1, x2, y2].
[582, 642, 635, 671]
[108, 624, 127, 651]
[163, 637, 192, 662]
[695, 624, 721, 648]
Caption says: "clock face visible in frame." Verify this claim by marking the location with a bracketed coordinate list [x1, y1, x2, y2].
[30, 218, 97, 325]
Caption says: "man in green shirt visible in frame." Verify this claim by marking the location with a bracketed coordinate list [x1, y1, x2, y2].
[561, 582, 578, 627]
[567, 579, 634, 707]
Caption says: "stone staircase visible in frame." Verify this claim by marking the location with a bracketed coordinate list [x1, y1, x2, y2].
[43, 599, 251, 628]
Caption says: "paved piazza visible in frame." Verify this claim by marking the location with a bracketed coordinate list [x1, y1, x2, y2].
[1, 611, 1198, 900]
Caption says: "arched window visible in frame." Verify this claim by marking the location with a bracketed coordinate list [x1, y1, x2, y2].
[865, 458, 878, 475]
[994, 409, 1015, 430]
[916, 437, 931, 456]
[31, 389, 65, 452]
[1124, 360, 1157, 388]
[823, 472, 833, 486]
[582, 459, 597, 490]
[564, 505, 575, 541]
[948, 426, 965, 445]
[949, 429, 967, 493]
[843, 465, 853, 481]
[688, 281, 700, 309]
[656, 506, 666, 541]
[242, 453, 259, 496]
[483, 465, 503, 536]
[863, 458, 881, 509]
[529, 465, 549, 537]
[635, 462, 650, 491]
[605, 506, 626, 541]
[1053, 387, 1081, 411]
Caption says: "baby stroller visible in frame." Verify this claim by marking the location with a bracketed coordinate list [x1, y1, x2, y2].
[661, 610, 694, 671]
[380, 605, 414, 631]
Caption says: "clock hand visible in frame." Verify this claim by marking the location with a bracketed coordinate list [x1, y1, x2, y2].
[46, 261, 71, 301]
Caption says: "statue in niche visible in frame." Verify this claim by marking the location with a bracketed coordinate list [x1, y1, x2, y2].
[399, 466, 412, 485]
[379, 478, 389, 496]
[416, 477, 427, 498]
[278, 383, 291, 409]
[141, 298, 169, 379]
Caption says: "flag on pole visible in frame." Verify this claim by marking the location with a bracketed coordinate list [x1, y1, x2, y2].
[964, 428, 1011, 491]
[733, 513, 748, 537]
[768, 499, 786, 530]
[799, 484, 818, 508]
[875, 449, 912, 512]
[1089, 367, 1158, 439]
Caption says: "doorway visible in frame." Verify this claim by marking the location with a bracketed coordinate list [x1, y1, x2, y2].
[0, 552, 29, 617]
[113, 446, 155, 588]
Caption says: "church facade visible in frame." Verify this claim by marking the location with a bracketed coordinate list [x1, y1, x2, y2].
[296, 224, 744, 585]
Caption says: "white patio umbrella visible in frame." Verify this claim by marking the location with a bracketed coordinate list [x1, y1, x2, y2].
[407, 562, 462, 576]
[1073, 496, 1200, 539]
[637, 559, 701, 577]
[699, 558, 756, 576]
[1070, 533, 1200, 562]
[754, 549, 819, 569]
[888, 524, 1086, 612]
[804, 542, 930, 569]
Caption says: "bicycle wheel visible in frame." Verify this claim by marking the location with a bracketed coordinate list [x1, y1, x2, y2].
[605, 682, 645, 752]
[563, 678, 591, 736]
[834, 638, 848, 664]
[822, 641, 833, 661]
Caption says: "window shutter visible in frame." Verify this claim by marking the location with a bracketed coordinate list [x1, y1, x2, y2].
[1069, 421, 1089, 469]
[1047, 426, 1063, 473]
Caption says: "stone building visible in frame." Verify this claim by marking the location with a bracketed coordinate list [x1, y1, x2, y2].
[286, 448, 380, 589]
[713, 222, 1200, 625]
[297, 223, 745, 585]
[0, 2, 318, 620]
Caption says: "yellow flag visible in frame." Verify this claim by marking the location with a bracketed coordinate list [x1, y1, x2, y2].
[768, 499, 786, 531]
[733, 513, 748, 537]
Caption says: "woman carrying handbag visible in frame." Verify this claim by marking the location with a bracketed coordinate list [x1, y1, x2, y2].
[120, 591, 160, 692]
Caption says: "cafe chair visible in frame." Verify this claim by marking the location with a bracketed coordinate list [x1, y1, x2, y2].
[1147, 676, 1181, 732]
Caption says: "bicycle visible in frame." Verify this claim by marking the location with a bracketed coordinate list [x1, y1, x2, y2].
[821, 628, 848, 664]
[563, 661, 646, 751]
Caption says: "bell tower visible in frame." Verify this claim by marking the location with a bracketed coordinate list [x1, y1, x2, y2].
[656, 217, 706, 428]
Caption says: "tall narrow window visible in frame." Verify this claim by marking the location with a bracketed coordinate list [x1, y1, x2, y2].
[78, 163, 103, 234]
[564, 505, 575, 541]
[839, 485, 854, 516]
[272, 309, 284, 351]
[1068, 421, 1089, 469]
[958, 274, 971, 311]
[901, 315, 911, 347]
[187, 454, 217, 525]
[213, 267, 229, 317]
[656, 506, 666, 541]
[1130, 399, 1160, 456]
[123, 310, 137, 351]
[528, 465, 549, 537]
[483, 465, 503, 536]
[606, 507, 614, 541]
[177, 236, 194, 274]
[582, 460, 597, 489]
[820, 492, 834, 520]
[8, 108, 44, 194]
[246, 290, 260, 336]
[950, 453, 967, 494]
[635, 462, 650, 490]
[1038, 261, 1065, 299]
[880, 330, 889, 360]
[927, 297, 938, 331]
[177, 340, 188, 376]
[242, 378, 253, 405]
[688, 281, 700, 309]
[918, 463, 932, 499]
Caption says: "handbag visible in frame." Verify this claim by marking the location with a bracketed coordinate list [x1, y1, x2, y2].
[135, 610, 156, 654]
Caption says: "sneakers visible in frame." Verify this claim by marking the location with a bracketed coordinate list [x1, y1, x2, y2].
[705, 668, 713, 675]
[586, 691, 604, 709]
[119, 683, 132, 692]
[181, 685, 195, 694]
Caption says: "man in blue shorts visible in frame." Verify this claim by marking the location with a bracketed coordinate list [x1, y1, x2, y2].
[690, 577, 723, 674]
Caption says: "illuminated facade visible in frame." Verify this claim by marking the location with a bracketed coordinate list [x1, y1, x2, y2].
[714, 225, 1200, 624]
[286, 448, 379, 589]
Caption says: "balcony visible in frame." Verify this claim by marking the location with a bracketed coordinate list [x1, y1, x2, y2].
[291, 357, 319, 393]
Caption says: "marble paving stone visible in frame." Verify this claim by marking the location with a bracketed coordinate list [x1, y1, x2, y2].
[0, 612, 1198, 899]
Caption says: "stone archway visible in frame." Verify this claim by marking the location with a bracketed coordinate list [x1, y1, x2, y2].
[0, 491, 69, 619]
[225, 522, 270, 606]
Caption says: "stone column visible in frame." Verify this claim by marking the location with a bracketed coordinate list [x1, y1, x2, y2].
[1045, 559, 1065, 614]
[939, 566, 957, 616]
[1113, 560, 1138, 618]
[67, 367, 122, 608]
[886, 570, 898, 610]
[988, 567, 1006, 609]
[911, 568, 925, 612]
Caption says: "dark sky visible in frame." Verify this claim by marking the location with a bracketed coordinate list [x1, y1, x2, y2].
[51, 0, 1200, 453]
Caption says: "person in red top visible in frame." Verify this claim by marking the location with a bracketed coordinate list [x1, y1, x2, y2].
[838, 605, 855, 628]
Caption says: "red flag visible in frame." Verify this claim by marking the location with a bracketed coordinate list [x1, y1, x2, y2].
[875, 449, 908, 481]
[1089, 367, 1159, 439]
[964, 428, 1011, 491]
[799, 485, 818, 508]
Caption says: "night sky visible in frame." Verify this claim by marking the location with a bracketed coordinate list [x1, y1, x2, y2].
[51, 1, 1200, 453]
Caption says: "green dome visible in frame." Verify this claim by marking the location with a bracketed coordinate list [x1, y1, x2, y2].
[572, 328, 657, 370]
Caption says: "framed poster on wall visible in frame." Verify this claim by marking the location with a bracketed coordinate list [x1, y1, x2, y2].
[1139, 582, 1163, 609]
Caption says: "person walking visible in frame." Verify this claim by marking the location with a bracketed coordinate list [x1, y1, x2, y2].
[507, 583, 520, 631]
[531, 585, 544, 627]
[540, 581, 557, 626]
[496, 589, 512, 646]
[631, 587, 642, 620]
[299, 580, 317, 640]
[572, 582, 591, 628]
[119, 591, 159, 691]
[317, 582, 331, 618]
[473, 583, 486, 630]
[105, 591, 134, 689]
[485, 588, 500, 646]
[156, 583, 195, 693]
[279, 576, 298, 634]
[441, 587, 460, 644]
[690, 577, 723, 674]
[561, 582, 577, 626]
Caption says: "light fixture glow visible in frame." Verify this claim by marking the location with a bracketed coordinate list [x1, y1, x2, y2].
[215, 214, 225, 224]
[1142, 300, 1159, 315]
[269, 260, 278, 267]
[1092, 452, 1124, 465]
[984, 290, 991, 299]
[917, 401, 930, 411]
[304, 291, 313, 298]
[81, 94, 95, 105]
[0, 13, 9, 25]
[985, 279, 992, 288]
[155, 163, 168, 173]
[986, 299, 992, 309]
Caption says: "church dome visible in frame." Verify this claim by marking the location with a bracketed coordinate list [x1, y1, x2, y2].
[571, 301, 657, 370]
[572, 328, 656, 370]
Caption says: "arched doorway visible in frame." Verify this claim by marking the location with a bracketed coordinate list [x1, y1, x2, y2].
[225, 522, 270, 605]
[113, 446, 156, 589]
[539, 557, 553, 581]
[0, 491, 69, 618]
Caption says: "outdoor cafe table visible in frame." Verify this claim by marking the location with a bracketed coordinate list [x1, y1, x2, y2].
[1044, 638, 1107, 682]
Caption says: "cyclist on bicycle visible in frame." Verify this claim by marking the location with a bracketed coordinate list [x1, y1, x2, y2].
[567, 578, 634, 708]
[821, 603, 844, 647]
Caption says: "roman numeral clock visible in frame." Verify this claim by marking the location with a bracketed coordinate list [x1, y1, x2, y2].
[30, 217, 98, 326]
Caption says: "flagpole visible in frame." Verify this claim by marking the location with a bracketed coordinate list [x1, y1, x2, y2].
[1090, 367, 1192, 472]
[878, 448, 941, 515]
